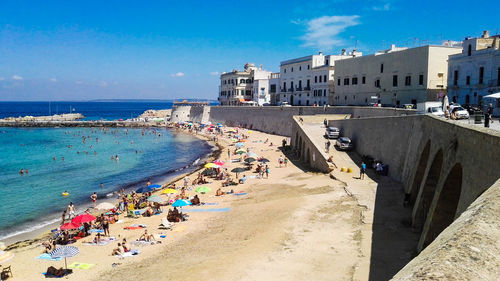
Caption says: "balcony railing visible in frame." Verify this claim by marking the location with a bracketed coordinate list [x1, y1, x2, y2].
[288, 88, 294, 92]
[304, 86, 311, 91]
[296, 86, 302, 91]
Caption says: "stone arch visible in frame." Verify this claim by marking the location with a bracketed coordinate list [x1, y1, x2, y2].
[413, 149, 443, 227]
[407, 140, 431, 206]
[421, 163, 462, 249]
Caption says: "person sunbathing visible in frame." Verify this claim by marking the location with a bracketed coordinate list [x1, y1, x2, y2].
[122, 238, 130, 252]
[216, 188, 225, 196]
[190, 195, 200, 205]
[139, 230, 155, 242]
[111, 243, 123, 256]
[42, 240, 54, 253]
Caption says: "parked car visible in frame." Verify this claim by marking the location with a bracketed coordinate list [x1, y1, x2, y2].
[427, 106, 445, 117]
[402, 104, 416, 109]
[450, 105, 470, 119]
[279, 101, 292, 107]
[335, 137, 354, 151]
[325, 126, 340, 139]
[462, 104, 482, 115]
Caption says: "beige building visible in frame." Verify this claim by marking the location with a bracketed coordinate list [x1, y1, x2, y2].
[334, 45, 462, 106]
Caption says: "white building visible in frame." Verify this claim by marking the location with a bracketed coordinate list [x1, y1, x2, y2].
[278, 51, 360, 106]
[218, 63, 272, 106]
[447, 31, 500, 112]
[334, 44, 462, 106]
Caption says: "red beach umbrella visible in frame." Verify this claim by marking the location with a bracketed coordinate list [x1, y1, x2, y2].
[60, 222, 81, 230]
[71, 214, 96, 224]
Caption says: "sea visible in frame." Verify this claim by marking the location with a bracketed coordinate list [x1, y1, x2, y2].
[0, 101, 215, 241]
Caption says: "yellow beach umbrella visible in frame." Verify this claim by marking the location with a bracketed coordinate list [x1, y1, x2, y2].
[204, 163, 218, 168]
[162, 189, 178, 194]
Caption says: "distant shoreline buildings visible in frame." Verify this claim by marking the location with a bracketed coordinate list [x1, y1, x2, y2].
[218, 31, 500, 109]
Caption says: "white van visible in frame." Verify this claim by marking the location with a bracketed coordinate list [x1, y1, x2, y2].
[417, 102, 445, 117]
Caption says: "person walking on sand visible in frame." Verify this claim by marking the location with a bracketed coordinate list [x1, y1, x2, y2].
[325, 140, 331, 153]
[265, 165, 270, 178]
[67, 202, 76, 219]
[360, 162, 366, 180]
[227, 149, 231, 159]
[278, 155, 284, 167]
[284, 158, 288, 167]
[61, 210, 67, 225]
[90, 192, 97, 208]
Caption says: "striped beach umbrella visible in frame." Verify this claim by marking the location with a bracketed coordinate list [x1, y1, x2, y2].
[50, 246, 79, 269]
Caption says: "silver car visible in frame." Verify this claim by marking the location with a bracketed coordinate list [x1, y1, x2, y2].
[335, 137, 354, 151]
[325, 127, 340, 139]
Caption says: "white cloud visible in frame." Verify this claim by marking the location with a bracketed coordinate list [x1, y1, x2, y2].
[210, 71, 219, 76]
[12, 75, 23, 80]
[50, 78, 57, 82]
[170, 72, 185, 77]
[372, 3, 391, 11]
[299, 15, 360, 50]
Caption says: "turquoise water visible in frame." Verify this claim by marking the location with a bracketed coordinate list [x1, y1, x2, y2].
[0, 127, 212, 240]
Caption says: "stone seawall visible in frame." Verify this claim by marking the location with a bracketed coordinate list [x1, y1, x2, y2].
[328, 114, 500, 252]
[0, 121, 157, 128]
[208, 106, 415, 136]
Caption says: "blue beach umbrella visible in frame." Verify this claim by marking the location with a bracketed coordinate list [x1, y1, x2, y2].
[136, 186, 154, 194]
[50, 246, 79, 269]
[172, 199, 191, 207]
[235, 142, 244, 148]
[149, 184, 162, 189]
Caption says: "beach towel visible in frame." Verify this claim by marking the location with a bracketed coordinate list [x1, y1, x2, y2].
[234, 192, 247, 196]
[118, 250, 140, 257]
[89, 229, 104, 233]
[68, 262, 95, 270]
[183, 208, 231, 212]
[201, 202, 219, 206]
[131, 240, 155, 246]
[82, 240, 110, 246]
[124, 224, 146, 230]
[36, 253, 62, 261]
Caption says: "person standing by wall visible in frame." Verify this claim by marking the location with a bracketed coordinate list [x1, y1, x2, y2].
[484, 103, 493, 128]
[360, 162, 366, 180]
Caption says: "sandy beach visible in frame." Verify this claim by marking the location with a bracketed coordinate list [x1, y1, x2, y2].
[1, 124, 412, 281]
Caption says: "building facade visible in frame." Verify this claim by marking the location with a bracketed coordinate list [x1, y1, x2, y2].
[447, 31, 500, 108]
[218, 63, 272, 106]
[334, 45, 462, 106]
[278, 51, 360, 106]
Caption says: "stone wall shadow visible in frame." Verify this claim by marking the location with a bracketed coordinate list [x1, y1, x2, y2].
[346, 151, 420, 281]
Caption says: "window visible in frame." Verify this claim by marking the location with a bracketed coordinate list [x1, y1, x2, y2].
[419, 74, 424, 85]
[393, 75, 398, 87]
[479, 66, 484, 84]
[319, 76, 322, 83]
[405, 76, 411, 86]
[323, 75, 327, 82]
[324, 89, 327, 97]
[246, 79, 251, 83]
[307, 65, 310, 70]
[245, 90, 251, 96]
[338, 79, 341, 86]
[362, 76, 366, 84]
[270, 84, 276, 93]
[306, 79, 310, 88]
[344, 78, 350, 85]
[291, 67, 294, 72]
[375, 79, 380, 88]
[467, 45, 472, 56]
[380, 63, 384, 73]
[283, 82, 286, 91]
[466, 76, 470, 85]
[240, 90, 244, 95]
[315, 76, 318, 83]
[352, 77, 358, 85]
[325, 59, 329, 65]
[299, 66, 302, 71]
[453, 70, 458, 86]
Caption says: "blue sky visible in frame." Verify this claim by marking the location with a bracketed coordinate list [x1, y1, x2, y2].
[0, 0, 498, 101]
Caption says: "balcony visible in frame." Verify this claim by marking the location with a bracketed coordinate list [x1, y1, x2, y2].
[288, 88, 294, 92]
[296, 86, 302, 91]
[304, 86, 311, 91]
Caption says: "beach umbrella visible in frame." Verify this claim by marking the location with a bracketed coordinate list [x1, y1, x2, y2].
[235, 149, 246, 155]
[258, 158, 270, 163]
[95, 202, 116, 210]
[231, 138, 238, 142]
[235, 142, 244, 148]
[195, 186, 211, 193]
[231, 167, 247, 173]
[60, 222, 81, 230]
[72, 214, 96, 224]
[172, 199, 192, 207]
[0, 250, 14, 264]
[204, 163, 218, 168]
[50, 246, 79, 270]
[213, 160, 225, 166]
[136, 186, 154, 194]
[149, 184, 162, 189]
[227, 128, 236, 132]
[161, 188, 178, 194]
[147, 195, 164, 203]
[244, 157, 256, 164]
[201, 169, 216, 176]
[246, 152, 258, 158]
[239, 139, 247, 142]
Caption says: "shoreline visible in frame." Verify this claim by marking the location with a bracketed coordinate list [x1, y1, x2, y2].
[3, 126, 220, 249]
